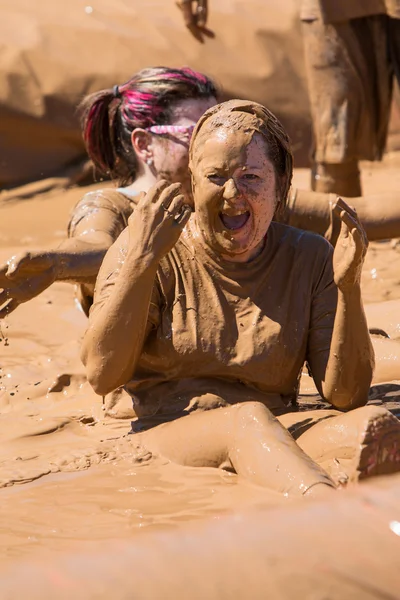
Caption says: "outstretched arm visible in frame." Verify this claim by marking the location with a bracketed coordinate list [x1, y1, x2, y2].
[81, 181, 192, 396]
[0, 194, 128, 317]
[308, 199, 374, 410]
[286, 189, 400, 244]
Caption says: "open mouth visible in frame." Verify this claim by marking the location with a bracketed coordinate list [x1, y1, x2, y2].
[219, 211, 250, 231]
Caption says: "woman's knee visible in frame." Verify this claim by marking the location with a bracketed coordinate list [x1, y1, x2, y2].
[233, 401, 276, 425]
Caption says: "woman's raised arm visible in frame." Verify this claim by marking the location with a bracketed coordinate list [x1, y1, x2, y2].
[81, 181, 192, 396]
[308, 198, 374, 410]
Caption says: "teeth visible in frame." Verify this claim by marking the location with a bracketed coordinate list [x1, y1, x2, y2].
[221, 209, 247, 217]
[219, 211, 250, 230]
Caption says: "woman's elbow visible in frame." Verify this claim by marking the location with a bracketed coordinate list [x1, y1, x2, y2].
[88, 375, 114, 396]
[327, 379, 372, 411]
[85, 361, 118, 396]
[328, 392, 369, 411]
[81, 344, 114, 396]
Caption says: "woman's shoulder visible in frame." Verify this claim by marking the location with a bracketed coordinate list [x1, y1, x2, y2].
[68, 187, 133, 235]
[268, 222, 334, 293]
[270, 221, 333, 257]
[72, 187, 132, 216]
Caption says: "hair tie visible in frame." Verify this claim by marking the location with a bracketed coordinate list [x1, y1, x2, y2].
[112, 84, 121, 99]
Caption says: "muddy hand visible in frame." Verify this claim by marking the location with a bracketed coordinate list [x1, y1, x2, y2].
[0, 251, 57, 318]
[332, 198, 368, 291]
[127, 180, 192, 262]
[176, 0, 208, 27]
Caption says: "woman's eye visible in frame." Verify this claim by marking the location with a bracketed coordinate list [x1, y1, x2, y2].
[242, 173, 260, 181]
[207, 174, 225, 185]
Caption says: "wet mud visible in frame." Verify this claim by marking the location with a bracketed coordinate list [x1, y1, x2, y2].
[1, 159, 400, 584]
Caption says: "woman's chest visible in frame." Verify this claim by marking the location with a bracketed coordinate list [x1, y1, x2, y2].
[155, 264, 311, 370]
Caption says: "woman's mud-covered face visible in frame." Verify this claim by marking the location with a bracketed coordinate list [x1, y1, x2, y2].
[191, 128, 277, 262]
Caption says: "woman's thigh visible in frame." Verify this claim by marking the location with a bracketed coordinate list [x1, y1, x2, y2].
[142, 405, 237, 468]
[142, 401, 296, 469]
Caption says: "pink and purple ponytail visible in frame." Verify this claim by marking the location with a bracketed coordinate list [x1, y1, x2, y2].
[79, 67, 217, 185]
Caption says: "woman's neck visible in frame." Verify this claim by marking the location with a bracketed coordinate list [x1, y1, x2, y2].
[124, 172, 158, 195]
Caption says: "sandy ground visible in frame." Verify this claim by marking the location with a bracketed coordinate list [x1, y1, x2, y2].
[1, 159, 400, 568]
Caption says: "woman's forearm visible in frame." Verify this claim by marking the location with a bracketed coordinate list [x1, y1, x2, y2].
[53, 236, 112, 284]
[81, 248, 158, 395]
[322, 286, 374, 410]
[81, 180, 192, 396]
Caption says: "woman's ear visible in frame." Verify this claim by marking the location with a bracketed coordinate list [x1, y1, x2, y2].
[189, 171, 196, 210]
[131, 129, 154, 165]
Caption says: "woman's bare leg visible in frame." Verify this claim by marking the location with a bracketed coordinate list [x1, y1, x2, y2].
[371, 337, 400, 383]
[279, 406, 400, 483]
[143, 402, 335, 498]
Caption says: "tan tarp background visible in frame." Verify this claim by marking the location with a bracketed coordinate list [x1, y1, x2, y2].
[0, 0, 399, 187]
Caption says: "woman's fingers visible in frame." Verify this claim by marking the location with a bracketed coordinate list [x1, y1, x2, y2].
[177, 0, 208, 27]
[334, 203, 368, 249]
[333, 198, 365, 237]
[0, 289, 9, 306]
[1, 252, 52, 279]
[333, 203, 358, 228]
[162, 194, 192, 226]
[338, 215, 349, 239]
[175, 205, 192, 227]
[139, 180, 184, 212]
[0, 298, 19, 319]
[6, 253, 30, 278]
[337, 208, 358, 233]
[196, 0, 208, 26]
[176, 0, 197, 26]
[0, 288, 21, 318]
[144, 180, 170, 205]
[0, 284, 25, 304]
[350, 226, 366, 256]
[158, 182, 183, 210]
[335, 197, 358, 220]
[166, 194, 185, 216]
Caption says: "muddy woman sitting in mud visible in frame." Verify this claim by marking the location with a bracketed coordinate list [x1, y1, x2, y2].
[82, 100, 400, 499]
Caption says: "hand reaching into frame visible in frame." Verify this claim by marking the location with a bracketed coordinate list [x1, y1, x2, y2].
[176, 0, 208, 28]
[0, 252, 57, 318]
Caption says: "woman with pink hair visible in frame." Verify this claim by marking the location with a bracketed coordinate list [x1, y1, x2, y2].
[0, 67, 217, 316]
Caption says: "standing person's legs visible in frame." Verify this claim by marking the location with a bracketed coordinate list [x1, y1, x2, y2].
[302, 16, 392, 197]
[388, 16, 400, 87]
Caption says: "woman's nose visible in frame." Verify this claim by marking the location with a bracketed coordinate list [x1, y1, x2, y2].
[223, 178, 240, 200]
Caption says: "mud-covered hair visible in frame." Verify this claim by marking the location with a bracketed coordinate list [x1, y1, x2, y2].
[79, 67, 217, 185]
[189, 99, 293, 217]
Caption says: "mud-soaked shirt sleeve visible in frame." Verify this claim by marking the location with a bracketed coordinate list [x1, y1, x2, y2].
[90, 229, 162, 330]
[68, 190, 133, 243]
[306, 242, 338, 380]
